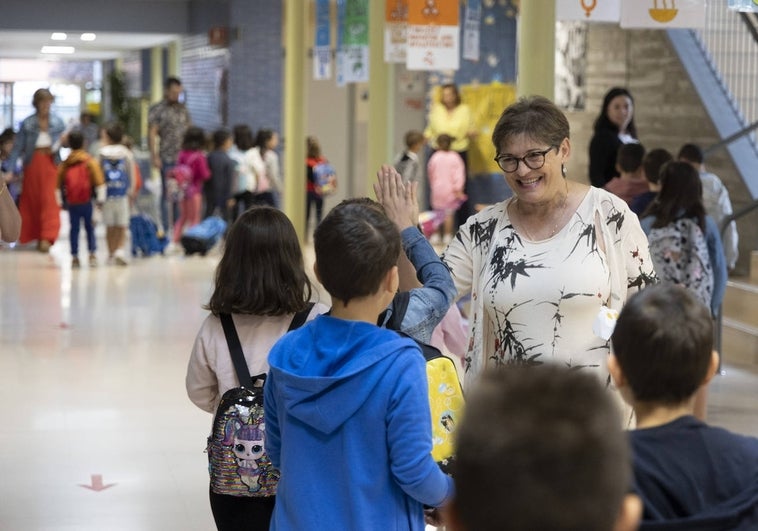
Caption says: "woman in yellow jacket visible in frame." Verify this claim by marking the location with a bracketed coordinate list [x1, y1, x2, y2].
[424, 83, 476, 224]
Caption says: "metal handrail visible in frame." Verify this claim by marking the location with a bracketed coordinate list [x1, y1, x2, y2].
[713, 198, 758, 371]
[703, 120, 758, 157]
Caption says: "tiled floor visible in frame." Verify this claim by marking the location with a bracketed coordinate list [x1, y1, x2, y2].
[1, 224, 757, 531]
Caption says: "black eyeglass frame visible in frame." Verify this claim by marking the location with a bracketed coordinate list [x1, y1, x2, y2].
[493, 145, 558, 173]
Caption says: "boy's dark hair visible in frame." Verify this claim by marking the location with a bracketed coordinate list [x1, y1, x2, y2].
[0, 127, 15, 143]
[678, 143, 704, 165]
[436, 134, 454, 151]
[642, 148, 673, 185]
[68, 130, 84, 150]
[104, 122, 124, 144]
[611, 284, 713, 405]
[616, 142, 645, 173]
[164, 76, 182, 90]
[212, 128, 232, 150]
[314, 200, 401, 306]
[233, 124, 255, 151]
[182, 126, 206, 151]
[404, 130, 424, 150]
[453, 366, 630, 531]
[206, 206, 312, 316]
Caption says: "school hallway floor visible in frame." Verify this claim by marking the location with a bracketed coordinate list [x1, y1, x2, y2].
[1, 221, 757, 531]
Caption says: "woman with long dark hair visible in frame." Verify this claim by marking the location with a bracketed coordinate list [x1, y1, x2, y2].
[589, 87, 639, 188]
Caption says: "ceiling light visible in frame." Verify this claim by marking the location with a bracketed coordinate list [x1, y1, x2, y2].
[41, 46, 75, 54]
[80, 33, 96, 42]
[51, 32, 68, 41]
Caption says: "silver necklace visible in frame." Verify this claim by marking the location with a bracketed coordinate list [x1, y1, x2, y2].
[514, 184, 569, 241]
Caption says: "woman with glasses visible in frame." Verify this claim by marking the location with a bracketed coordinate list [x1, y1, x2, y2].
[441, 96, 656, 396]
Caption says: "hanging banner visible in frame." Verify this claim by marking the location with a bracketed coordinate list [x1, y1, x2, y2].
[556, 0, 621, 22]
[620, 0, 706, 28]
[314, 0, 332, 80]
[338, 0, 369, 83]
[406, 0, 460, 71]
[385, 0, 408, 63]
[462, 0, 481, 61]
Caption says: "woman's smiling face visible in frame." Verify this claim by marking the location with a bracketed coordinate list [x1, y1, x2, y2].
[497, 134, 570, 204]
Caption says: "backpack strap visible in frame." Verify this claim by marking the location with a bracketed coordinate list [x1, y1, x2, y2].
[381, 291, 411, 331]
[289, 302, 315, 331]
[219, 313, 254, 389]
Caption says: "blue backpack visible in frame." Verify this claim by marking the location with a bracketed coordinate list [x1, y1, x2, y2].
[102, 158, 129, 198]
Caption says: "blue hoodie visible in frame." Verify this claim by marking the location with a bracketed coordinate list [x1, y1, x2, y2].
[265, 314, 453, 531]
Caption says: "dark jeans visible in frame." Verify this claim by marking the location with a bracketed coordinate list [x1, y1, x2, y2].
[68, 202, 96, 256]
[209, 489, 274, 531]
[306, 190, 324, 231]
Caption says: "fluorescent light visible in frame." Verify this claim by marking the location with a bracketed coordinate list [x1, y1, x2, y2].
[80, 33, 96, 42]
[51, 32, 67, 41]
[41, 46, 75, 54]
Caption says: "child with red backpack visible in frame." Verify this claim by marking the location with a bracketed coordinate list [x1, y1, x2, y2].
[56, 130, 105, 268]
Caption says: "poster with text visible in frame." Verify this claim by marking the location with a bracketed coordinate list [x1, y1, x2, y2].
[314, 0, 332, 80]
[620, 0, 705, 28]
[385, 0, 408, 63]
[406, 0, 460, 71]
[556, 0, 621, 22]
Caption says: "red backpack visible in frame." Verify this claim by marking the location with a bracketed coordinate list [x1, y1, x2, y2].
[63, 162, 93, 205]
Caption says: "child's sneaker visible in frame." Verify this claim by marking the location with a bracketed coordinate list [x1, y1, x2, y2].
[89, 254, 98, 267]
[71, 256, 81, 268]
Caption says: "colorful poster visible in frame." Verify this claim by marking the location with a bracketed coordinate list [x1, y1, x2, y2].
[314, 0, 332, 80]
[462, 0, 482, 62]
[556, 0, 621, 22]
[385, 0, 408, 63]
[339, 0, 369, 83]
[620, 0, 706, 28]
[406, 0, 460, 71]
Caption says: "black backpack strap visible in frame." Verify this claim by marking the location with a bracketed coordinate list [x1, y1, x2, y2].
[289, 302, 315, 331]
[219, 313, 254, 389]
[383, 291, 411, 331]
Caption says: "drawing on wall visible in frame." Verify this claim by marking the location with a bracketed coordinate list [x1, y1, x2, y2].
[555, 21, 587, 111]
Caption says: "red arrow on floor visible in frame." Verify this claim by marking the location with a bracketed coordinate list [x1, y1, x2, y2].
[79, 474, 116, 492]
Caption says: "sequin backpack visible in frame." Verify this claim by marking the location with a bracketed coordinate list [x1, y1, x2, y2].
[207, 305, 312, 497]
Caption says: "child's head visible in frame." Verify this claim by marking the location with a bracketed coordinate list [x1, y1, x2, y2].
[68, 130, 85, 151]
[616, 142, 645, 174]
[182, 126, 206, 151]
[233, 124, 255, 151]
[677, 143, 704, 167]
[642, 148, 673, 185]
[212, 128, 232, 151]
[256, 128, 278, 152]
[436, 134, 454, 151]
[306, 136, 321, 159]
[103, 122, 124, 145]
[610, 284, 716, 406]
[206, 206, 312, 316]
[1, 128, 16, 156]
[404, 130, 425, 152]
[314, 200, 401, 307]
[451, 365, 639, 531]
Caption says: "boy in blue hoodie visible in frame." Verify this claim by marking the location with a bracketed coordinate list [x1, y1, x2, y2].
[264, 201, 454, 530]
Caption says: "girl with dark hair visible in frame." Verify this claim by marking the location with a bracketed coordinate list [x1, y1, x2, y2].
[589, 87, 639, 188]
[172, 126, 211, 242]
[186, 206, 325, 531]
[639, 161, 727, 316]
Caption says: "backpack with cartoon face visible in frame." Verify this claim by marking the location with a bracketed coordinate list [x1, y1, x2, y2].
[102, 158, 129, 198]
[647, 217, 713, 309]
[207, 306, 313, 497]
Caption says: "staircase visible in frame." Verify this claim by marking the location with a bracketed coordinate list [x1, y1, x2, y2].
[722, 251, 758, 367]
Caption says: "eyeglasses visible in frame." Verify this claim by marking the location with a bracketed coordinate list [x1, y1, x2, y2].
[494, 146, 557, 173]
